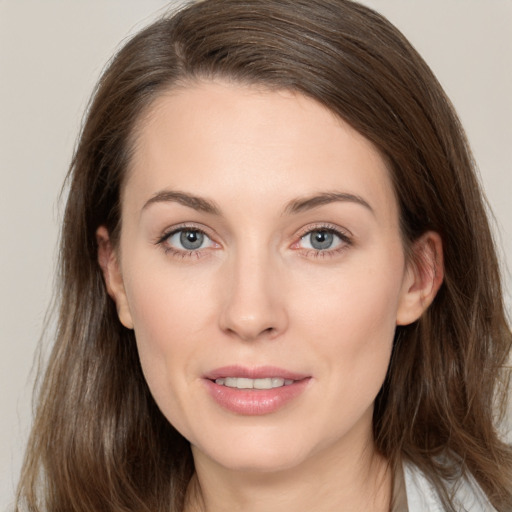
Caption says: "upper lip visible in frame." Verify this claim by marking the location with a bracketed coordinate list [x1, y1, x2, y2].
[205, 365, 309, 381]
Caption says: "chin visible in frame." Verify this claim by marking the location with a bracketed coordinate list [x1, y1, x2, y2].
[208, 448, 308, 474]
[189, 426, 310, 473]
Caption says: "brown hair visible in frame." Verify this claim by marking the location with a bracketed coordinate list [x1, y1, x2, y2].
[16, 0, 512, 510]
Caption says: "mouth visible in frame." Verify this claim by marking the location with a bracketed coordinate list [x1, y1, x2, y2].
[203, 366, 311, 415]
[205, 365, 308, 388]
[213, 377, 295, 389]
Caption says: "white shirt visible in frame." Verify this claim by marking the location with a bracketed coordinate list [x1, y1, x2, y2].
[403, 461, 497, 511]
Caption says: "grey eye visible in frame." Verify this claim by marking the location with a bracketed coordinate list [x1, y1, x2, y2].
[300, 230, 344, 251]
[309, 231, 334, 250]
[180, 230, 204, 250]
[166, 229, 212, 251]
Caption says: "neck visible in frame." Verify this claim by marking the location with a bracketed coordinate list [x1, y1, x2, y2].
[184, 433, 392, 512]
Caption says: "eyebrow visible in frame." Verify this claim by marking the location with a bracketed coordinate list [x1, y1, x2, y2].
[284, 192, 374, 216]
[141, 189, 373, 217]
[142, 190, 221, 215]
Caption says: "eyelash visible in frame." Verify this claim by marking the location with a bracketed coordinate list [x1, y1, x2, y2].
[155, 223, 353, 259]
[155, 224, 216, 259]
[294, 223, 353, 259]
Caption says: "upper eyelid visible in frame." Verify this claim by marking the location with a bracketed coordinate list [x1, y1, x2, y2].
[155, 223, 214, 245]
[295, 222, 353, 239]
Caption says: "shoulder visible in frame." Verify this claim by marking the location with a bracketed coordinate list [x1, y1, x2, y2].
[403, 460, 497, 511]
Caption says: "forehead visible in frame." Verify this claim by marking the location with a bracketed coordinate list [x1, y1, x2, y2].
[125, 80, 398, 222]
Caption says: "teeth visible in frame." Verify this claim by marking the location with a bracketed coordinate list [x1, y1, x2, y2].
[214, 377, 295, 389]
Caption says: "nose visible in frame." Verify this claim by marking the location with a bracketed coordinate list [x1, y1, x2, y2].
[218, 248, 288, 341]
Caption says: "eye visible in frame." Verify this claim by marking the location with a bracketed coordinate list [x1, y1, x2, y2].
[161, 228, 217, 253]
[296, 227, 351, 255]
[301, 230, 340, 250]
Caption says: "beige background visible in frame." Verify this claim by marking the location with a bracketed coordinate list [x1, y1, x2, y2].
[1, 1, 510, 508]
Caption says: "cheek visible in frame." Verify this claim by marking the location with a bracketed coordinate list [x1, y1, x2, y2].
[122, 260, 214, 409]
[295, 256, 404, 397]
[124, 248, 214, 342]
[298, 253, 402, 332]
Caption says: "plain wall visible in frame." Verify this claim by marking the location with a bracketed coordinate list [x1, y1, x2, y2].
[1, 1, 510, 509]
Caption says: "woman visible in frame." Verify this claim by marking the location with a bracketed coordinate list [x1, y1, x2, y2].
[15, 0, 512, 510]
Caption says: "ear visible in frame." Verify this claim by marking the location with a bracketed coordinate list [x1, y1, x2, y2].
[396, 231, 444, 326]
[96, 226, 134, 329]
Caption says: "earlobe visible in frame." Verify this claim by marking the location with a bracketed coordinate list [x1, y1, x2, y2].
[396, 231, 444, 326]
[96, 226, 134, 329]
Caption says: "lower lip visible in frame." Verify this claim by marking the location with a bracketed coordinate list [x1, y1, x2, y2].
[204, 378, 311, 415]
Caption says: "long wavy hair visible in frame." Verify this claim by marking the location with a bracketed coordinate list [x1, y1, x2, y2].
[16, 0, 512, 510]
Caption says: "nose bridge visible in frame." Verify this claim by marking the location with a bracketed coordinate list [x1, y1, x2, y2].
[219, 239, 287, 341]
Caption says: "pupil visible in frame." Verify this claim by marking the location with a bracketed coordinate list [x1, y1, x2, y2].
[311, 230, 333, 250]
[180, 230, 204, 250]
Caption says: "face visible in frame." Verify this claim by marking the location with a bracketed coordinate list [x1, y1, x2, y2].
[100, 81, 432, 474]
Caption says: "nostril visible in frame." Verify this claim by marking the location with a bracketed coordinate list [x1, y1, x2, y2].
[223, 324, 278, 342]
[218, 283, 288, 341]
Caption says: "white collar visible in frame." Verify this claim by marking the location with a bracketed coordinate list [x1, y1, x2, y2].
[403, 460, 497, 511]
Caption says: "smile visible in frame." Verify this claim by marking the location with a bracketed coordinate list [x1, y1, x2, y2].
[204, 366, 311, 415]
[214, 377, 295, 389]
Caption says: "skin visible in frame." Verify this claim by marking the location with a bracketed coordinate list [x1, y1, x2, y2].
[97, 81, 443, 512]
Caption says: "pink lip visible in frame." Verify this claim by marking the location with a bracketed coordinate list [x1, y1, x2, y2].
[205, 365, 309, 381]
[203, 365, 311, 416]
